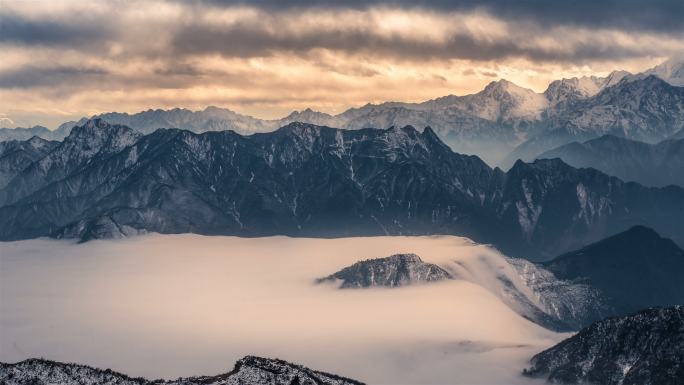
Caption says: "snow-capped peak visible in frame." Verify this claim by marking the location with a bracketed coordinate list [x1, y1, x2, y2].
[470, 79, 549, 120]
[481, 79, 531, 96]
[544, 76, 604, 104]
[544, 71, 632, 105]
[600, 70, 631, 89]
[642, 56, 684, 86]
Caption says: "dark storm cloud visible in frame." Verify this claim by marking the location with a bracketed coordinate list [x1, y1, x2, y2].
[1, 1, 681, 65]
[0, 62, 249, 91]
[0, 12, 113, 48]
[0, 66, 109, 88]
[169, 22, 666, 62]
[192, 0, 684, 33]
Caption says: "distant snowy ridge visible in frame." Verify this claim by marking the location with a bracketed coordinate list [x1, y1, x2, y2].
[6, 57, 682, 167]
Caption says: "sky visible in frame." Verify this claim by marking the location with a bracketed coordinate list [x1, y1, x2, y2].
[1, 0, 683, 128]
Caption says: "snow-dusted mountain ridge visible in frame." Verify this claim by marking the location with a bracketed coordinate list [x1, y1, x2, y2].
[8, 57, 681, 167]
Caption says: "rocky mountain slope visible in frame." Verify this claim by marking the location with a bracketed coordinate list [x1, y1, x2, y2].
[543, 71, 629, 107]
[0, 136, 58, 188]
[0, 120, 682, 260]
[523, 306, 684, 385]
[536, 135, 684, 187]
[549, 75, 684, 141]
[494, 157, 684, 258]
[506, 257, 611, 331]
[0, 356, 364, 385]
[317, 253, 452, 288]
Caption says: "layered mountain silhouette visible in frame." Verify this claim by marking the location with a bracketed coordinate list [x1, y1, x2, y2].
[535, 135, 684, 187]
[0, 120, 682, 261]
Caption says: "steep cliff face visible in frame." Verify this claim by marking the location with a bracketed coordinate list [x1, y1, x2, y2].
[524, 306, 684, 385]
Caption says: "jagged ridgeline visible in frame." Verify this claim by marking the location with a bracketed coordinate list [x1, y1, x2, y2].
[0, 119, 682, 260]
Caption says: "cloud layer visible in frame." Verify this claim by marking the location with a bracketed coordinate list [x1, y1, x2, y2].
[1, 0, 682, 128]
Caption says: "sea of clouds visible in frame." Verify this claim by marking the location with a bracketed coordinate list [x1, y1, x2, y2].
[0, 234, 561, 384]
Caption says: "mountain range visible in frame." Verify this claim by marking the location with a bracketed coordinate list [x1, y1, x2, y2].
[1, 119, 681, 262]
[3, 58, 683, 167]
[535, 135, 684, 187]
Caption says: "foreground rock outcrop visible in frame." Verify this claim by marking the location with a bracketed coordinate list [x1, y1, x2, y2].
[523, 306, 684, 385]
[317, 253, 452, 288]
[0, 355, 365, 385]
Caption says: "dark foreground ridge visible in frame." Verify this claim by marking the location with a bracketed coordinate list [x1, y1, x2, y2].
[317, 253, 452, 288]
[523, 306, 684, 385]
[0, 355, 365, 385]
